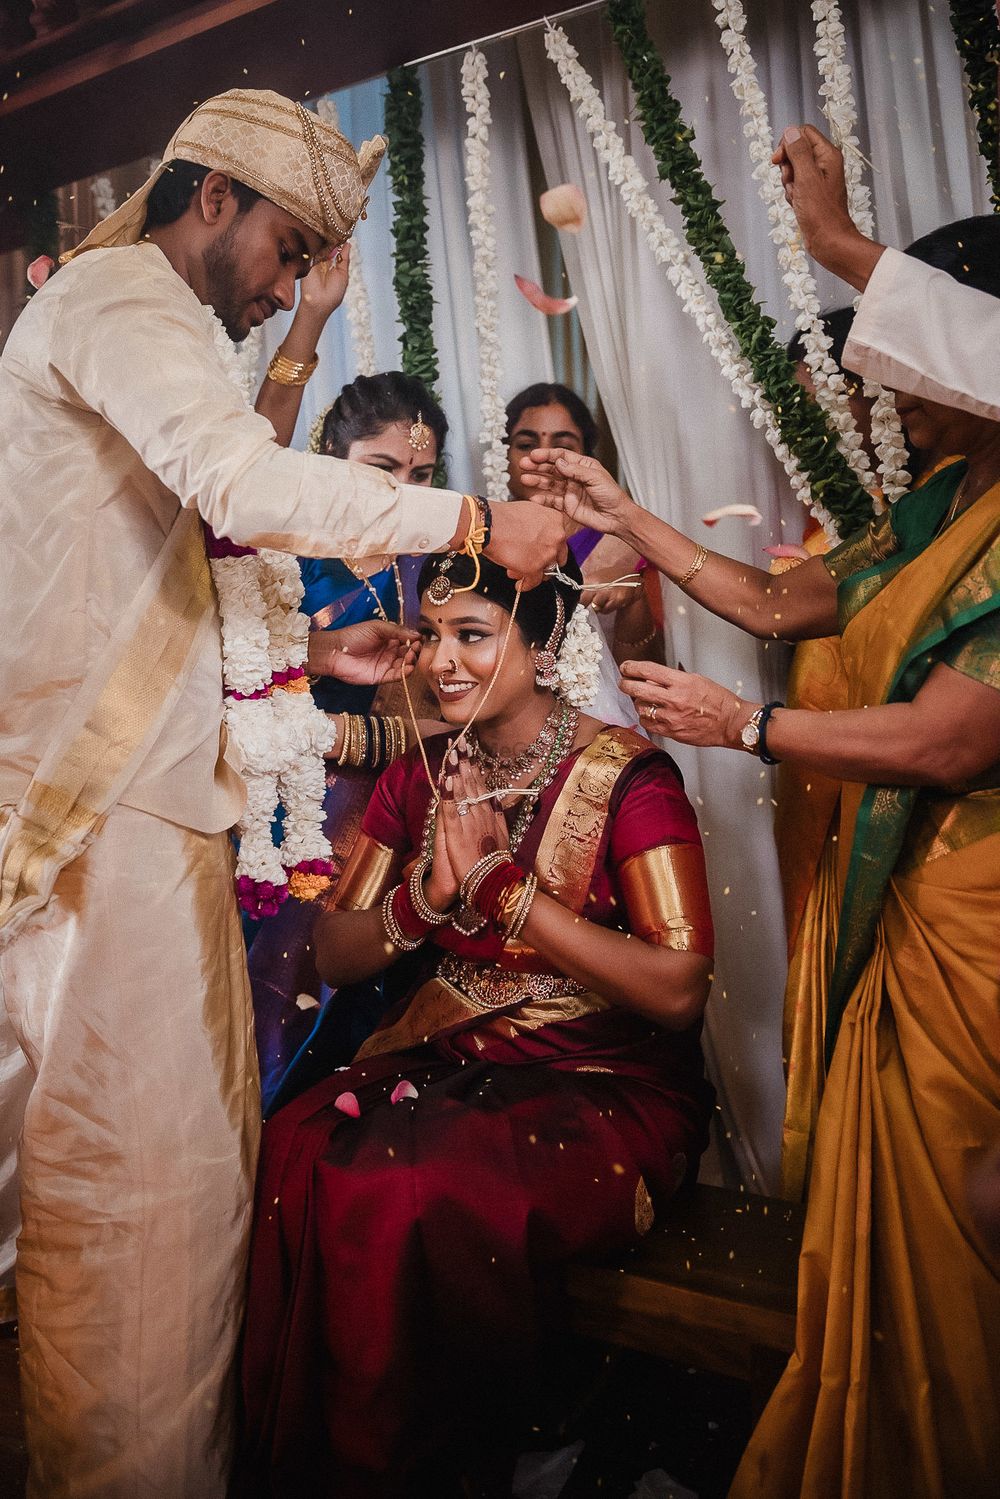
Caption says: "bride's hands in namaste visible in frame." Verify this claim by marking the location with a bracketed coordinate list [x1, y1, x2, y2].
[307, 620, 418, 685]
[517, 449, 636, 537]
[619, 660, 756, 748]
[439, 743, 510, 891]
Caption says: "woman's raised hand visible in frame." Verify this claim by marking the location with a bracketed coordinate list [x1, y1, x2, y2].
[518, 449, 635, 536]
[620, 660, 755, 749]
[440, 744, 510, 883]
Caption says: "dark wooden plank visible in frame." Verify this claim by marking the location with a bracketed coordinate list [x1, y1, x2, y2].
[0, 0, 558, 250]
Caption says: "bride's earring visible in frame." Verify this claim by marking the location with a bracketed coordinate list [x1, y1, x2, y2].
[534, 595, 565, 689]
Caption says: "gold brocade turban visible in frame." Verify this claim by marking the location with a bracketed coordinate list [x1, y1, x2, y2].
[63, 88, 386, 261]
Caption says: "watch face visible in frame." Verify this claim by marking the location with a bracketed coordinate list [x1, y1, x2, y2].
[741, 718, 759, 749]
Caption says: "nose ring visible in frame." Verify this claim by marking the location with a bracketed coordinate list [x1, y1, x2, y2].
[446, 659, 457, 674]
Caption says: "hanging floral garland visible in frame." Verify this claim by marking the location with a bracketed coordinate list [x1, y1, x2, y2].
[384, 65, 441, 395]
[90, 175, 117, 222]
[713, 0, 877, 503]
[606, 0, 872, 538]
[543, 24, 834, 538]
[461, 47, 509, 502]
[315, 94, 378, 375]
[810, 0, 911, 501]
[204, 307, 336, 917]
[949, 0, 1000, 210]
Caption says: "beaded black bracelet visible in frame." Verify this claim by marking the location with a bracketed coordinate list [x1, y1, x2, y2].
[474, 495, 493, 549]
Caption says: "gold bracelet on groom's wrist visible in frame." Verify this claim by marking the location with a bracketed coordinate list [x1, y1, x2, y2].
[266, 348, 319, 387]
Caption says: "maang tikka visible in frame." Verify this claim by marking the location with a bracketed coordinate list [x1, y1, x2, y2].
[408, 412, 433, 451]
[534, 594, 565, 689]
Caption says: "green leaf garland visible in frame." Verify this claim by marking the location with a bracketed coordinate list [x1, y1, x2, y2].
[607, 0, 873, 537]
[949, 1, 1000, 210]
[384, 66, 441, 394]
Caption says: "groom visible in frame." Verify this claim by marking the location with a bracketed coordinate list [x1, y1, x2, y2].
[0, 88, 565, 1498]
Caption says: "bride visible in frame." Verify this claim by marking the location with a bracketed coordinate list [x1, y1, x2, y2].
[238, 552, 715, 1497]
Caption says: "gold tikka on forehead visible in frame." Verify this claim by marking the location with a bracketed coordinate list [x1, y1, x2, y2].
[408, 412, 434, 452]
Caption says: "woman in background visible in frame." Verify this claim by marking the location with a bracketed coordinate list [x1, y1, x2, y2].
[506, 382, 660, 722]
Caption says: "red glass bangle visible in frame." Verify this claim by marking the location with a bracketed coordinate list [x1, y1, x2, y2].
[392, 881, 431, 942]
[473, 860, 525, 923]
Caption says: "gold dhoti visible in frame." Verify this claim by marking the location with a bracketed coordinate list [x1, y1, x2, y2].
[0, 807, 259, 1498]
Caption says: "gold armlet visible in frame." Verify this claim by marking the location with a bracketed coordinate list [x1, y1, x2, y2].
[333, 834, 400, 912]
[266, 349, 319, 387]
[617, 844, 714, 957]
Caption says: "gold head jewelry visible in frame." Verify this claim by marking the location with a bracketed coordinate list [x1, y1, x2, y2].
[408, 413, 433, 452]
[62, 89, 386, 262]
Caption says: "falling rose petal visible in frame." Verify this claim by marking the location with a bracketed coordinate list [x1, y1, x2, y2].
[701, 504, 763, 528]
[390, 1080, 419, 1105]
[764, 544, 810, 560]
[334, 1091, 361, 1118]
[514, 273, 578, 316]
[295, 993, 320, 1011]
[26, 255, 55, 290]
[539, 183, 587, 234]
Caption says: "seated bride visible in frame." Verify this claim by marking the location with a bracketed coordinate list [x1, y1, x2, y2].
[239, 551, 716, 1497]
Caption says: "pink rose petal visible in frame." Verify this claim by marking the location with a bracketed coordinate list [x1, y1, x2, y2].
[514, 273, 578, 316]
[702, 504, 763, 527]
[26, 255, 54, 290]
[764, 544, 810, 559]
[390, 1080, 419, 1105]
[334, 1091, 361, 1118]
[539, 184, 587, 234]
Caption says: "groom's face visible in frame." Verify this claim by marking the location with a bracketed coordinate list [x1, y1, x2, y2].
[203, 195, 325, 342]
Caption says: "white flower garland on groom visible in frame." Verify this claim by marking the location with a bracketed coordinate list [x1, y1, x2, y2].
[205, 309, 337, 918]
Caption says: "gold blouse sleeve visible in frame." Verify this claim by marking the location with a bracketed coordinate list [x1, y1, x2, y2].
[617, 843, 714, 958]
[332, 833, 401, 912]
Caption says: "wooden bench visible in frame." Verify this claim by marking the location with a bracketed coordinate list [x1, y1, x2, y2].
[567, 1184, 804, 1410]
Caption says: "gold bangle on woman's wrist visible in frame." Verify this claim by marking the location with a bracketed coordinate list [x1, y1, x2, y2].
[266, 348, 319, 387]
[676, 543, 708, 590]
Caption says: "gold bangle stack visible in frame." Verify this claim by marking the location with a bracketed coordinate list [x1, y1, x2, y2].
[459, 849, 513, 912]
[266, 348, 319, 387]
[499, 874, 538, 941]
[407, 856, 451, 926]
[335, 714, 408, 770]
[381, 885, 423, 951]
[676, 543, 708, 590]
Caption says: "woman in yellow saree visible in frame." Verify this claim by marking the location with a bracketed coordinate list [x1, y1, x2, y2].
[519, 218, 1000, 1498]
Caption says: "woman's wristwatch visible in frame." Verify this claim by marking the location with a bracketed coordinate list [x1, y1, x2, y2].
[739, 701, 783, 764]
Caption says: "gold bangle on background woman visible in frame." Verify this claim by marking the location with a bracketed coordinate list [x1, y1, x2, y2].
[266, 348, 319, 387]
[676, 543, 708, 591]
[336, 713, 408, 770]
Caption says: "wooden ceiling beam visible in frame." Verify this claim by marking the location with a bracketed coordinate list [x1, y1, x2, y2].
[0, 0, 550, 249]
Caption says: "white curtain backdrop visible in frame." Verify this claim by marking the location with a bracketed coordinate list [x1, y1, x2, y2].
[517, 0, 989, 1190]
[259, 50, 554, 489]
[0, 4, 989, 1282]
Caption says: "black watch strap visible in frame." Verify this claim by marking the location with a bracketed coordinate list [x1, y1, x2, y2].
[758, 700, 784, 765]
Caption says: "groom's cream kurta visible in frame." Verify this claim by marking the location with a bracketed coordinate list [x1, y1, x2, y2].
[0, 243, 463, 1497]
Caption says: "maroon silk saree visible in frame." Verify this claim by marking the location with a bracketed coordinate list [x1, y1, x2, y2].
[239, 729, 715, 1497]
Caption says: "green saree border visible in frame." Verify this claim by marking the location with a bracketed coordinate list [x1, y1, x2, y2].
[825, 498, 1000, 1064]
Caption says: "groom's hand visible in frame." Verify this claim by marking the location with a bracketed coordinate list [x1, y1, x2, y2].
[477, 501, 570, 589]
[308, 619, 418, 685]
